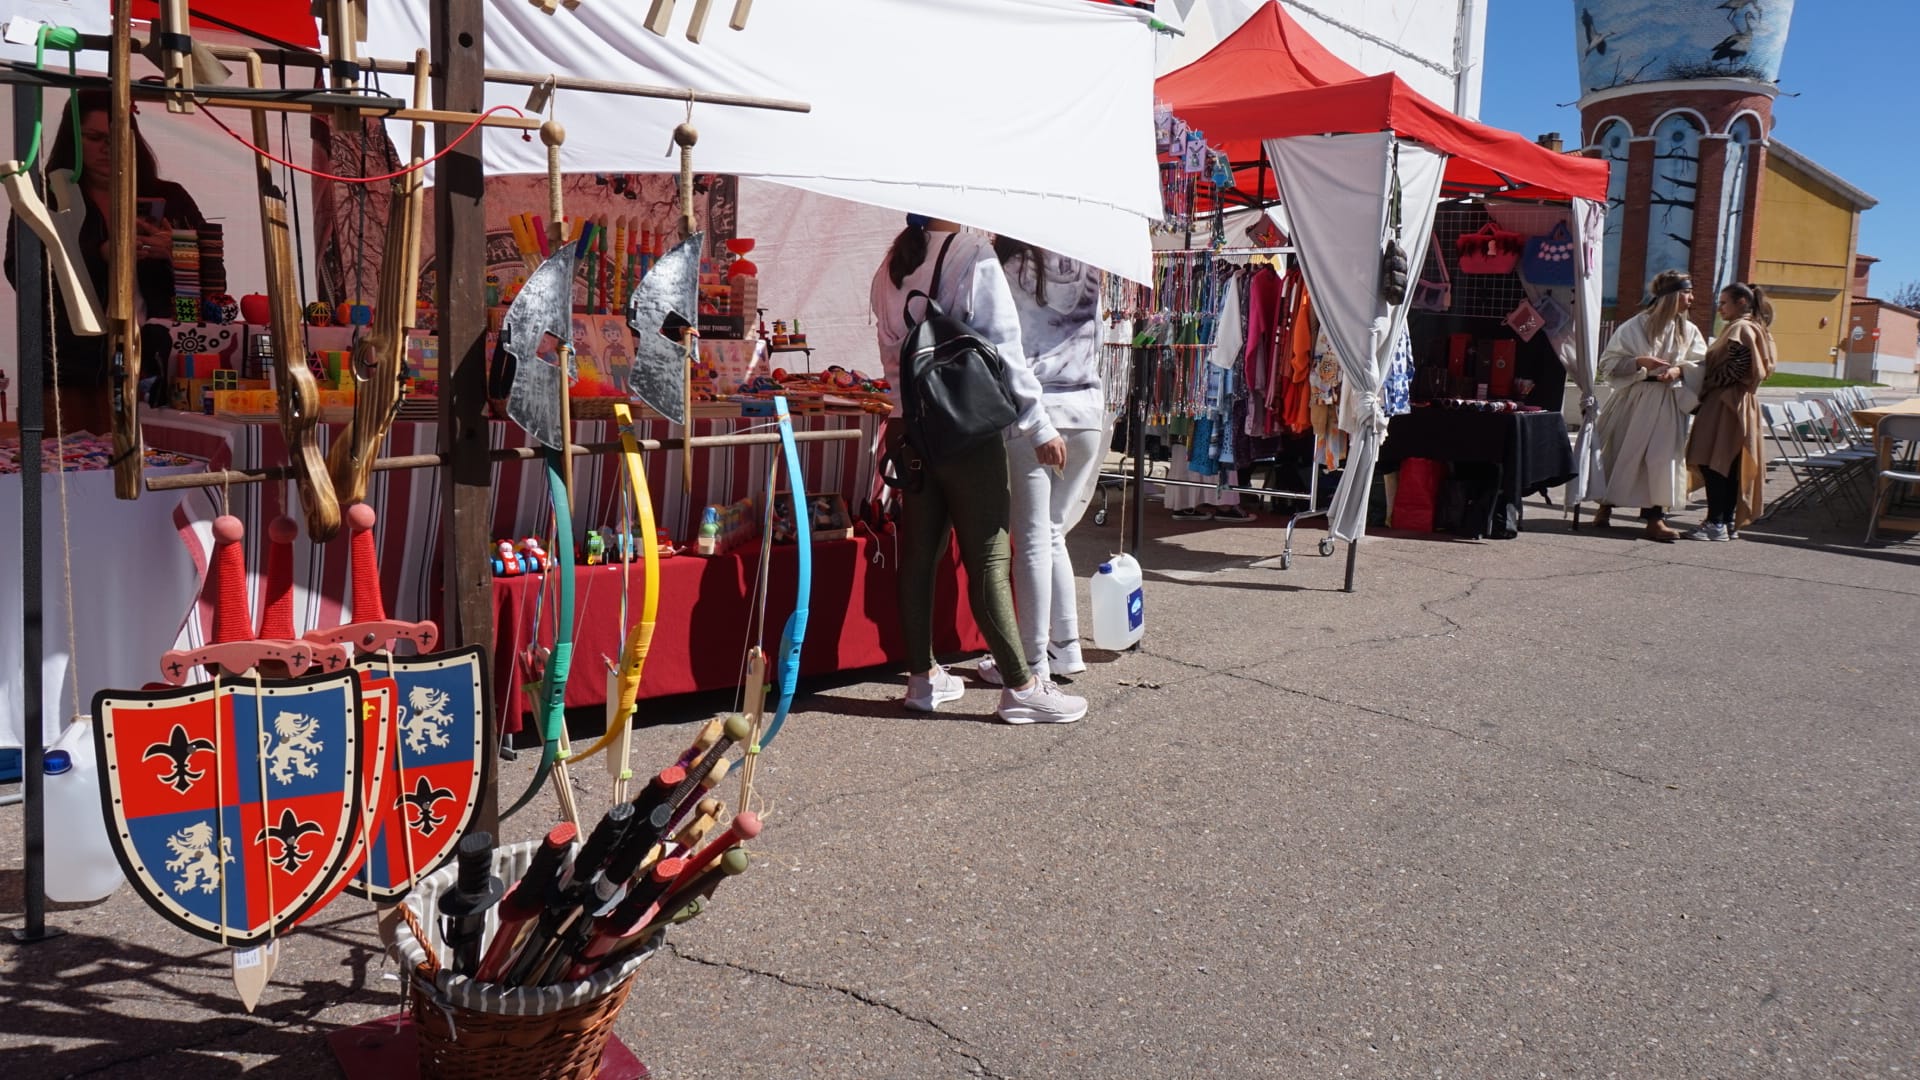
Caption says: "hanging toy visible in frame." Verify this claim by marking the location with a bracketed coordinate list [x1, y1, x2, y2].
[584, 530, 606, 566]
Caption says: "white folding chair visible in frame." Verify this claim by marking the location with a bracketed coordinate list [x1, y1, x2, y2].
[1866, 414, 1920, 543]
[1800, 394, 1877, 453]
[1765, 402, 1860, 520]
[1788, 400, 1875, 505]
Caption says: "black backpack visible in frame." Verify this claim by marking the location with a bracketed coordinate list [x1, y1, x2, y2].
[883, 234, 1021, 490]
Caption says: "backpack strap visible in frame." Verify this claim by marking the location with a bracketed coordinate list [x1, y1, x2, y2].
[900, 232, 961, 326]
[927, 231, 959, 306]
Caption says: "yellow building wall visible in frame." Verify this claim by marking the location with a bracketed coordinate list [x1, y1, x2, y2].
[1751, 154, 1859, 370]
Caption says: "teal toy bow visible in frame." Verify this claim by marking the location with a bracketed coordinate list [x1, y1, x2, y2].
[761, 396, 811, 749]
[498, 248, 583, 826]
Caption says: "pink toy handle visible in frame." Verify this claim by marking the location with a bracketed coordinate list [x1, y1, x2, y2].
[258, 516, 299, 641]
[210, 515, 250, 646]
[305, 502, 440, 654]
[348, 503, 386, 623]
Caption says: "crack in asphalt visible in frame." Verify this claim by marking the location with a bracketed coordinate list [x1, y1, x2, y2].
[666, 943, 1010, 1079]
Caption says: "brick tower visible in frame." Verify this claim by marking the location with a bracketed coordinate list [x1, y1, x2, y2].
[1574, 0, 1794, 328]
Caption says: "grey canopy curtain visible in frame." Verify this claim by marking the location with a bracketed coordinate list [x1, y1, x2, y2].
[1264, 133, 1446, 542]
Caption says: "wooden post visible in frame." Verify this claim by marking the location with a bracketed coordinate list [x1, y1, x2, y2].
[432, 0, 497, 832]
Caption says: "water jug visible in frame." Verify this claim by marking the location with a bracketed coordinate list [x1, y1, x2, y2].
[1089, 553, 1145, 651]
[43, 721, 125, 903]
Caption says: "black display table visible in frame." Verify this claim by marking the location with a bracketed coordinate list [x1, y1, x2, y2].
[1378, 408, 1576, 539]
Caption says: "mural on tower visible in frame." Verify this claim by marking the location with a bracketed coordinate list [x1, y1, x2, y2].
[1575, 0, 1795, 94]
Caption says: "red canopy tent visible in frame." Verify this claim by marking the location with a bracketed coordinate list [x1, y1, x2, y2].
[1156, 0, 1607, 203]
[1149, 1, 1611, 557]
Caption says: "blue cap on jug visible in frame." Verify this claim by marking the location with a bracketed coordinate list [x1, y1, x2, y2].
[43, 749, 73, 775]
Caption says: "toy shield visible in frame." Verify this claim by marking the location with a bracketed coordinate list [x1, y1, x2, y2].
[93, 668, 364, 946]
[348, 645, 490, 902]
[296, 678, 395, 924]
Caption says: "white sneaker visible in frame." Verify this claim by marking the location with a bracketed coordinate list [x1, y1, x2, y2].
[996, 680, 1087, 725]
[1047, 638, 1088, 676]
[1681, 523, 1730, 542]
[977, 654, 1049, 687]
[904, 665, 965, 712]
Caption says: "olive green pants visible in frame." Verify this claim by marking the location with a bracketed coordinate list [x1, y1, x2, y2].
[897, 434, 1030, 688]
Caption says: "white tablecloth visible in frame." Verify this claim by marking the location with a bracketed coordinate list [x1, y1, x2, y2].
[0, 466, 203, 747]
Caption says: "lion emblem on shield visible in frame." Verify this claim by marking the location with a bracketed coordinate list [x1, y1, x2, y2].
[165, 821, 234, 895]
[262, 710, 325, 784]
[402, 685, 456, 755]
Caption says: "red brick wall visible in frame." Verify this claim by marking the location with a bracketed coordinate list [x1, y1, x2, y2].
[1583, 85, 1776, 324]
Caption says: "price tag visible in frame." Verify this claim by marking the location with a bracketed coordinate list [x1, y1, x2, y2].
[232, 946, 265, 970]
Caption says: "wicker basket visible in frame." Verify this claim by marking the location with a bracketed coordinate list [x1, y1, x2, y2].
[394, 839, 661, 1080]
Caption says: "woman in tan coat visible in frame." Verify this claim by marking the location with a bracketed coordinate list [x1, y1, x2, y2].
[1683, 283, 1776, 541]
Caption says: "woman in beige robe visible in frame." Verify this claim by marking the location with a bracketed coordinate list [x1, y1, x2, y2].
[1593, 270, 1708, 542]
[1683, 283, 1776, 540]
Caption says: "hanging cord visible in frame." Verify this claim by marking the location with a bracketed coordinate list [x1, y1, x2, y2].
[198, 103, 525, 184]
[279, 57, 311, 303]
[252, 671, 278, 951]
[45, 210, 82, 722]
[213, 671, 229, 946]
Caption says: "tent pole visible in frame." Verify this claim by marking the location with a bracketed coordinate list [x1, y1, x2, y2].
[1126, 326, 1150, 560]
[431, 0, 498, 834]
[12, 83, 58, 944]
[1342, 539, 1359, 593]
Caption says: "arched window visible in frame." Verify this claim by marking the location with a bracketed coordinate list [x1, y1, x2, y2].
[1714, 116, 1761, 292]
[1643, 113, 1704, 302]
[1588, 120, 1631, 308]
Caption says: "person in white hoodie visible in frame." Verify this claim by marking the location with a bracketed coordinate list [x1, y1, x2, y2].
[974, 238, 1104, 685]
[870, 216, 1087, 725]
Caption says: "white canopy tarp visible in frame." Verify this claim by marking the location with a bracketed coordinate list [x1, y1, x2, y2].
[362, 0, 1161, 282]
[1265, 133, 1444, 543]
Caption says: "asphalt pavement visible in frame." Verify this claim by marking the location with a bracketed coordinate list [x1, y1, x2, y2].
[4, 471, 1917, 1079]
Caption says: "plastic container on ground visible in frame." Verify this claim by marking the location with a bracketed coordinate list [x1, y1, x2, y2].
[1089, 553, 1145, 651]
[43, 721, 125, 903]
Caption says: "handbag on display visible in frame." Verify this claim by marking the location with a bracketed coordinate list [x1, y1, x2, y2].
[1504, 300, 1545, 343]
[1380, 237, 1410, 305]
[1522, 221, 1578, 286]
[1411, 229, 1451, 311]
[1533, 292, 1572, 340]
[1456, 222, 1523, 274]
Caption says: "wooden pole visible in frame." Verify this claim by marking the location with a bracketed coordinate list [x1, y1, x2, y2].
[143, 428, 864, 493]
[432, 0, 496, 832]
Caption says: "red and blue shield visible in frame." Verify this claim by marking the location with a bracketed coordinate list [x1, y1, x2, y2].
[93, 669, 364, 946]
[296, 678, 396, 925]
[348, 645, 490, 901]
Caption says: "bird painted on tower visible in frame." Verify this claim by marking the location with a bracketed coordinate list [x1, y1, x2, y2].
[1580, 8, 1616, 58]
[1717, 0, 1764, 26]
[1712, 13, 1755, 65]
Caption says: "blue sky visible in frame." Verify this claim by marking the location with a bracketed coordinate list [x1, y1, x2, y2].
[1479, 0, 1920, 297]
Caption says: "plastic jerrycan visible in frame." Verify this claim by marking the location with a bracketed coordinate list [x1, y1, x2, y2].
[43, 720, 125, 903]
[1089, 553, 1145, 651]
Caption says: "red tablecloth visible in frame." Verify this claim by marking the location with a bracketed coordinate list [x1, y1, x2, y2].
[144, 411, 884, 655]
[489, 535, 987, 730]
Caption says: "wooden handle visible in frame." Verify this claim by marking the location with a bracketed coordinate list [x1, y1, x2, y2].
[2, 171, 104, 335]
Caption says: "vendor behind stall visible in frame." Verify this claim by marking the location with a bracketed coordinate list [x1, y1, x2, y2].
[5, 90, 205, 436]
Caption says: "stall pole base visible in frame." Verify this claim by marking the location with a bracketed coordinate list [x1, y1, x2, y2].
[1342, 540, 1359, 593]
[12, 926, 64, 944]
[327, 1014, 649, 1079]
